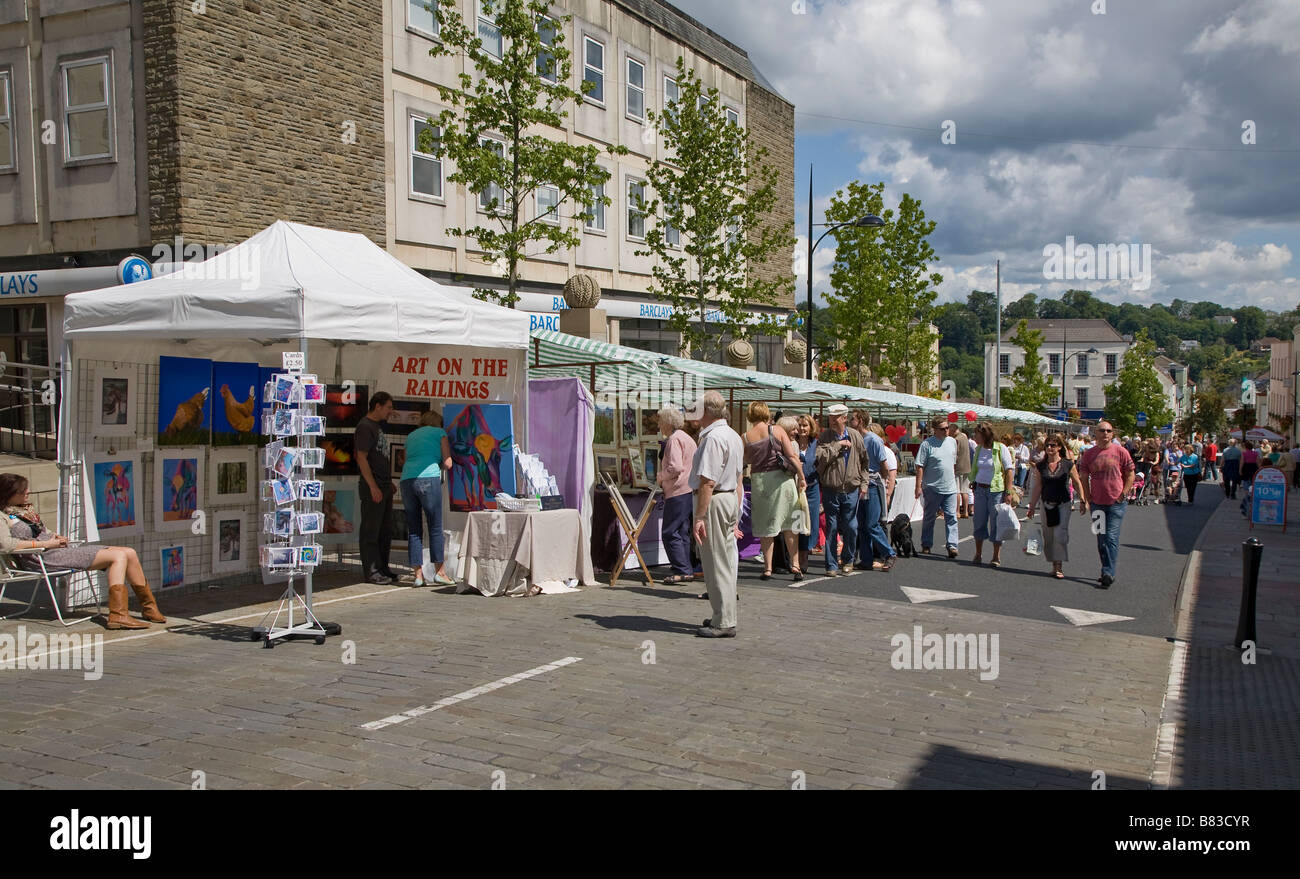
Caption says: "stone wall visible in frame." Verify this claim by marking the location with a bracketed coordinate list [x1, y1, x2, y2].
[143, 0, 385, 245]
[745, 81, 795, 310]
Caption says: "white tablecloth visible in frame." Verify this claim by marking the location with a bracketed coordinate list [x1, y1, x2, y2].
[457, 509, 596, 596]
[887, 477, 925, 521]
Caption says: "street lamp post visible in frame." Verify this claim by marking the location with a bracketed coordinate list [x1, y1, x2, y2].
[1062, 347, 1099, 417]
[805, 164, 885, 381]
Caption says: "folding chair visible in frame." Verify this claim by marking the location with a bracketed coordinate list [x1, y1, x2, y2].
[0, 549, 98, 627]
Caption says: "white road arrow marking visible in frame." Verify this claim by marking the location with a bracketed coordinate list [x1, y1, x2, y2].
[1050, 606, 1136, 627]
[901, 586, 977, 604]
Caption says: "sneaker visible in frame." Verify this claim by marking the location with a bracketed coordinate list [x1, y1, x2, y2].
[1098, 573, 1114, 589]
[825, 569, 841, 578]
[947, 548, 959, 559]
[842, 564, 855, 574]
[366, 572, 395, 585]
[696, 625, 736, 638]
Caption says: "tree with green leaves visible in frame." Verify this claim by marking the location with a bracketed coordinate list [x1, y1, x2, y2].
[1178, 387, 1231, 437]
[637, 57, 793, 360]
[1000, 320, 1058, 412]
[1103, 329, 1173, 435]
[427, 0, 625, 307]
[822, 181, 943, 393]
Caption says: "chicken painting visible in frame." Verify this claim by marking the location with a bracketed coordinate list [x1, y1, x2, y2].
[163, 388, 209, 436]
[220, 384, 256, 433]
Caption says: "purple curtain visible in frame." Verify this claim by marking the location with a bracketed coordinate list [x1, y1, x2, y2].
[527, 377, 591, 512]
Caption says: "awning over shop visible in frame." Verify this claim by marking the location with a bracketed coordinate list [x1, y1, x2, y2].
[528, 329, 1063, 426]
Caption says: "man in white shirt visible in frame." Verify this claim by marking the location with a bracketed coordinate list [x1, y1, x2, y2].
[690, 390, 745, 638]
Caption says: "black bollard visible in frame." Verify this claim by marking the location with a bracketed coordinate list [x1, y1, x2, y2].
[1236, 537, 1263, 649]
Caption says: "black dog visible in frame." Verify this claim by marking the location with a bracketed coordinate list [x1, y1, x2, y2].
[890, 514, 916, 558]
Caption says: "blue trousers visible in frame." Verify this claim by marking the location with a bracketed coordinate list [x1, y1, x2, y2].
[798, 483, 821, 552]
[822, 490, 856, 571]
[857, 482, 895, 563]
[921, 487, 959, 551]
[400, 477, 444, 567]
[1092, 501, 1126, 579]
[972, 485, 1003, 543]
[661, 492, 694, 576]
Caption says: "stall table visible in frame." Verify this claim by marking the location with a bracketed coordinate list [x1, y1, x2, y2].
[458, 509, 595, 596]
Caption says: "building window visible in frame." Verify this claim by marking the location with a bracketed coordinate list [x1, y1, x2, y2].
[0, 70, 12, 171]
[663, 76, 679, 119]
[1105, 353, 1118, 374]
[1075, 387, 1089, 409]
[627, 179, 646, 240]
[619, 318, 680, 357]
[1047, 353, 1060, 375]
[61, 56, 113, 162]
[536, 15, 557, 81]
[664, 198, 680, 249]
[626, 57, 645, 121]
[407, 0, 439, 39]
[478, 137, 505, 213]
[584, 182, 605, 232]
[536, 183, 559, 224]
[999, 354, 1010, 375]
[1076, 356, 1089, 376]
[409, 116, 442, 200]
[725, 107, 739, 127]
[583, 37, 604, 104]
[477, 1, 502, 58]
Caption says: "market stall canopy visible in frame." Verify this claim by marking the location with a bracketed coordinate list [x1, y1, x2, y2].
[1230, 427, 1286, 442]
[63, 220, 530, 349]
[529, 329, 1061, 425]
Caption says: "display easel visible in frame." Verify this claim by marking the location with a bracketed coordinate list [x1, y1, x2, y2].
[252, 346, 341, 648]
[601, 473, 658, 587]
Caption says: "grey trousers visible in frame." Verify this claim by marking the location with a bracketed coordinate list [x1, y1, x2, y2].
[1040, 503, 1070, 563]
[697, 491, 740, 629]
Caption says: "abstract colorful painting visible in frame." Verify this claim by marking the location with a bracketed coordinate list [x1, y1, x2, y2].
[160, 545, 185, 589]
[89, 453, 142, 537]
[322, 383, 369, 429]
[157, 356, 213, 445]
[211, 361, 260, 445]
[444, 403, 515, 512]
[156, 447, 205, 532]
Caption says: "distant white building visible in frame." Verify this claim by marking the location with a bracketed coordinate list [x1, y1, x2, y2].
[1179, 339, 1200, 351]
[984, 319, 1128, 419]
[1214, 315, 1237, 326]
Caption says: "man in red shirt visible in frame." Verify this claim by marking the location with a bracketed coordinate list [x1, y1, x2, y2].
[1204, 438, 1219, 483]
[1078, 420, 1135, 589]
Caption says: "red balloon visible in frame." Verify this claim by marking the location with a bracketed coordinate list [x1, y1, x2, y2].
[965, 410, 977, 422]
[948, 412, 961, 423]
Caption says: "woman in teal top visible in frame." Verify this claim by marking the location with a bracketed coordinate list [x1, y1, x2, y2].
[400, 411, 453, 586]
[1179, 443, 1202, 505]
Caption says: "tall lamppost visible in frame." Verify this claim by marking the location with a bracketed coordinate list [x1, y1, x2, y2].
[804, 164, 885, 380]
[1062, 347, 1099, 417]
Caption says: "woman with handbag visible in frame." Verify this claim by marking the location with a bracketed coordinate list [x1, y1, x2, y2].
[742, 403, 805, 581]
[1025, 433, 1088, 579]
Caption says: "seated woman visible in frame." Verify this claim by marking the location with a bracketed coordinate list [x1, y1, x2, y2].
[0, 473, 164, 630]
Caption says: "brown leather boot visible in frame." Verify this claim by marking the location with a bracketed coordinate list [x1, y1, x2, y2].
[131, 580, 166, 623]
[106, 583, 149, 630]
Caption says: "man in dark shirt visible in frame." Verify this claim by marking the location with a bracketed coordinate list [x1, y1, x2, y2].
[355, 391, 396, 583]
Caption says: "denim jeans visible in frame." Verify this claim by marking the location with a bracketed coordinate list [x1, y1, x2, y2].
[798, 483, 821, 553]
[972, 485, 1004, 543]
[822, 490, 857, 571]
[400, 477, 444, 568]
[921, 487, 959, 550]
[1092, 500, 1126, 579]
[661, 492, 694, 576]
[857, 481, 895, 563]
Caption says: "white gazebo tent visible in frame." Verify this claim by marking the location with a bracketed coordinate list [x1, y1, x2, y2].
[59, 221, 531, 635]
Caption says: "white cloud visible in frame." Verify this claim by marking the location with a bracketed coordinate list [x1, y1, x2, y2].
[1189, 0, 1300, 55]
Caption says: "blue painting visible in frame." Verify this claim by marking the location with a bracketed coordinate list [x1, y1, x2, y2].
[212, 361, 260, 445]
[92, 457, 138, 533]
[445, 403, 515, 512]
[157, 356, 212, 445]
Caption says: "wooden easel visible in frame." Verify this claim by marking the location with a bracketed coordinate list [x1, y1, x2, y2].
[601, 473, 659, 587]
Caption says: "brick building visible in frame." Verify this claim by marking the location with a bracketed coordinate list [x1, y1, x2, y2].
[0, 0, 795, 373]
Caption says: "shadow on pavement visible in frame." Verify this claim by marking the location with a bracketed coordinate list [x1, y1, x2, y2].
[164, 622, 260, 643]
[573, 614, 698, 635]
[902, 743, 1149, 790]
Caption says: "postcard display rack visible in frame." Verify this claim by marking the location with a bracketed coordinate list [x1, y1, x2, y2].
[252, 352, 341, 647]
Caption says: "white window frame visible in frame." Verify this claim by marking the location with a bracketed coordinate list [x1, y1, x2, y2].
[536, 14, 557, 82]
[725, 107, 740, 127]
[477, 135, 506, 214]
[1047, 353, 1061, 375]
[408, 114, 443, 202]
[536, 183, 560, 225]
[1075, 387, 1089, 409]
[61, 55, 114, 163]
[663, 75, 679, 118]
[625, 57, 645, 122]
[583, 37, 604, 106]
[1076, 356, 1089, 376]
[1105, 353, 1118, 375]
[584, 181, 606, 233]
[626, 178, 646, 242]
[478, 0, 502, 59]
[663, 197, 680, 249]
[998, 354, 1010, 375]
[407, 0, 440, 40]
[0, 69, 13, 173]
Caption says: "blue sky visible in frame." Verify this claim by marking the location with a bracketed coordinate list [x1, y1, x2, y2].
[672, 0, 1300, 311]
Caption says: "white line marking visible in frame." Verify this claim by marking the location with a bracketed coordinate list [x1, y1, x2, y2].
[1050, 605, 1137, 627]
[360, 657, 583, 731]
[901, 586, 977, 604]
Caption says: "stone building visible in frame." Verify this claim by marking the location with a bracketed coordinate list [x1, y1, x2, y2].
[0, 0, 795, 374]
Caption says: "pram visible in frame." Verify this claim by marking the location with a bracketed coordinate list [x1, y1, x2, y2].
[1130, 471, 1152, 505]
[1163, 467, 1183, 506]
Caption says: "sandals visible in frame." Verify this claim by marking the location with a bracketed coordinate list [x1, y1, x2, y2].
[1053, 570, 1065, 579]
[792, 568, 803, 581]
[990, 559, 1001, 569]
[662, 574, 690, 585]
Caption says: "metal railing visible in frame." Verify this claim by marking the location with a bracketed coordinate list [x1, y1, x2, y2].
[0, 359, 60, 459]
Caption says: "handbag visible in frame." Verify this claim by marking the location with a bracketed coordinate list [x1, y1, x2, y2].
[769, 433, 799, 476]
[1045, 503, 1062, 528]
[792, 491, 811, 535]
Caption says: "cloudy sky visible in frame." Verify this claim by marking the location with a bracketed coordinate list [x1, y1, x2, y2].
[671, 0, 1300, 311]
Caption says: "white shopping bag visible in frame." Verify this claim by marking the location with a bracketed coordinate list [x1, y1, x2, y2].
[1024, 527, 1042, 556]
[995, 502, 1021, 542]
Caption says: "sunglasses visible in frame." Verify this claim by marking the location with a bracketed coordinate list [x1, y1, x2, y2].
[1098, 428, 1114, 433]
